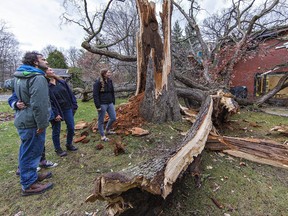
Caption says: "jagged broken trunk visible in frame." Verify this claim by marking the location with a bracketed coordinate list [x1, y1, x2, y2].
[136, 0, 181, 123]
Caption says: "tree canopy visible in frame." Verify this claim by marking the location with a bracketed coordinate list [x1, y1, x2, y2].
[0, 20, 20, 84]
[47, 49, 68, 69]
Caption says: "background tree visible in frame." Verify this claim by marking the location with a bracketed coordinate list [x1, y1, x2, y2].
[41, 45, 58, 59]
[171, 20, 186, 70]
[76, 50, 107, 84]
[0, 20, 21, 86]
[65, 46, 82, 68]
[47, 49, 68, 68]
[61, 0, 137, 62]
[61, 0, 139, 99]
[173, 0, 288, 96]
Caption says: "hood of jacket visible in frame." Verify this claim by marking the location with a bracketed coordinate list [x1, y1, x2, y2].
[14, 65, 45, 79]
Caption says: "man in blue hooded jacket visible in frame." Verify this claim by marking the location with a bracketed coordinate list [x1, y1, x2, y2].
[13, 51, 53, 196]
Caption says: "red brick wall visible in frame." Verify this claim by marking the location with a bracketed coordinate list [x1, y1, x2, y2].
[231, 39, 288, 98]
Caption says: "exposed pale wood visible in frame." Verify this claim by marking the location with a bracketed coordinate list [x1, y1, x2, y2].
[135, 0, 180, 123]
[211, 90, 239, 126]
[224, 150, 288, 169]
[162, 96, 213, 198]
[130, 127, 149, 136]
[75, 121, 89, 130]
[159, 0, 172, 95]
[270, 125, 288, 135]
[206, 135, 288, 169]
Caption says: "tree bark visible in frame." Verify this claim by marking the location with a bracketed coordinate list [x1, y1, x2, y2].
[136, 0, 181, 123]
[175, 73, 210, 91]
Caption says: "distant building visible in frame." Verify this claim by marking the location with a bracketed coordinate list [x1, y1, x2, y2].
[231, 26, 288, 98]
[52, 68, 71, 79]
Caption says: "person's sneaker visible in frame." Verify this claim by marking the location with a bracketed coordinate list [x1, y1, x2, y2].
[66, 144, 78, 151]
[37, 172, 52, 182]
[55, 148, 67, 157]
[106, 130, 116, 135]
[39, 160, 58, 168]
[101, 136, 109, 142]
[21, 182, 53, 196]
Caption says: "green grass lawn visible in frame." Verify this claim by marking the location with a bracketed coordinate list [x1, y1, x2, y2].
[0, 100, 287, 216]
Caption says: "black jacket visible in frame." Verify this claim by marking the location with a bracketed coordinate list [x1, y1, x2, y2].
[49, 80, 78, 121]
[93, 78, 115, 109]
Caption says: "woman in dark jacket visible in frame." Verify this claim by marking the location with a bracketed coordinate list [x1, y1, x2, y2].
[93, 68, 116, 141]
[46, 68, 78, 156]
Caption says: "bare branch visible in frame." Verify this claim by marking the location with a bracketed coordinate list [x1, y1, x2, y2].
[86, 0, 114, 43]
[81, 41, 136, 62]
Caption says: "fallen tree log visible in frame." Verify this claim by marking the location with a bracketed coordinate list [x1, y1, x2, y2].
[73, 85, 137, 102]
[73, 85, 137, 95]
[85, 96, 214, 215]
[206, 134, 288, 169]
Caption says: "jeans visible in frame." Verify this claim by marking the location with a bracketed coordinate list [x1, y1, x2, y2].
[40, 146, 46, 161]
[18, 128, 45, 190]
[98, 103, 116, 137]
[51, 108, 75, 150]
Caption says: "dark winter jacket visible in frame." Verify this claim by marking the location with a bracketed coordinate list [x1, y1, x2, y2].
[49, 80, 78, 121]
[13, 65, 50, 129]
[93, 78, 115, 109]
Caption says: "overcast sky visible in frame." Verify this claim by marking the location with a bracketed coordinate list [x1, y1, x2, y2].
[0, 0, 85, 52]
[0, 0, 227, 53]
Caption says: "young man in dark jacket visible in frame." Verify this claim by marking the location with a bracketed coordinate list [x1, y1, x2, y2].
[93, 69, 116, 141]
[13, 51, 53, 196]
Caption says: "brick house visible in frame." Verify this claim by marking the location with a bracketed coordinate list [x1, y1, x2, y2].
[231, 26, 288, 98]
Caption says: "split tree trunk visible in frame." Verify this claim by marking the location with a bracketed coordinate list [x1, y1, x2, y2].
[136, 0, 180, 123]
